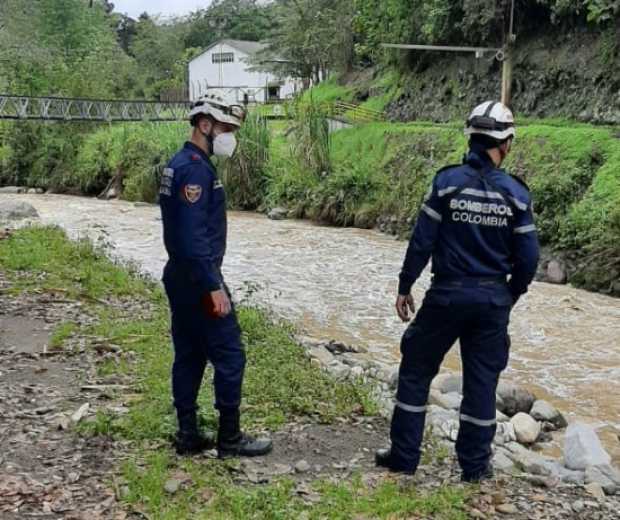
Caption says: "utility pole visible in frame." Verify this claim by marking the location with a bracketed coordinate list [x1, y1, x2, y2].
[381, 0, 517, 106]
[501, 0, 516, 106]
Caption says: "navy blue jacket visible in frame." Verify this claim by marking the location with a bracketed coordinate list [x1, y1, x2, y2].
[399, 146, 540, 303]
[160, 142, 227, 293]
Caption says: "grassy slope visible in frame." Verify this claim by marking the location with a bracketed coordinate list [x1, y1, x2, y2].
[0, 227, 470, 519]
[266, 117, 620, 293]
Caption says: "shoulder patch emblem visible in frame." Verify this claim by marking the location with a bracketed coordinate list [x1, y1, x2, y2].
[191, 153, 201, 161]
[183, 184, 203, 204]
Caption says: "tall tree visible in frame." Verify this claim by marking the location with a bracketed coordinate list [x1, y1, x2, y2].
[259, 0, 355, 82]
[184, 0, 277, 50]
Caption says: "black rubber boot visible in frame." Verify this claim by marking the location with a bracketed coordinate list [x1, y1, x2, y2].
[461, 464, 494, 483]
[375, 448, 416, 475]
[217, 409, 273, 458]
[174, 412, 215, 456]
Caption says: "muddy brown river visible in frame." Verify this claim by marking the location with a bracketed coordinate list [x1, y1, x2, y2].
[3, 194, 619, 462]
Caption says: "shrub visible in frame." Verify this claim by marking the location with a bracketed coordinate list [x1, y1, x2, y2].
[219, 113, 271, 210]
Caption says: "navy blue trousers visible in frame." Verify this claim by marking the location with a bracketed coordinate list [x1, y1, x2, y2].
[391, 290, 511, 476]
[163, 262, 245, 421]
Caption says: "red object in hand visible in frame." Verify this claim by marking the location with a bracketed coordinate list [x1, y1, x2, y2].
[202, 292, 220, 319]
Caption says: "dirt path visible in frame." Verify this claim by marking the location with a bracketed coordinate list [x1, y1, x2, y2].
[0, 272, 126, 519]
[1, 268, 618, 519]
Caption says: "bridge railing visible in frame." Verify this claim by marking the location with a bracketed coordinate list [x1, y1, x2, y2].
[0, 93, 386, 125]
[257, 99, 386, 125]
[0, 94, 191, 122]
[330, 101, 386, 124]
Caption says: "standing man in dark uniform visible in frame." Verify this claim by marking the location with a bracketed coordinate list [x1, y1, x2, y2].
[376, 101, 540, 482]
[159, 89, 272, 458]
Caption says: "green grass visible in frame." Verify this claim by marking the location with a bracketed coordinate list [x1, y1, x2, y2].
[0, 227, 473, 519]
[299, 78, 354, 105]
[358, 68, 403, 114]
[49, 321, 79, 349]
[121, 453, 469, 520]
[82, 301, 378, 443]
[0, 226, 151, 299]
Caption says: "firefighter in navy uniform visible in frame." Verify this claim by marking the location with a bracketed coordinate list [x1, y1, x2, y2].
[160, 89, 272, 458]
[375, 101, 540, 482]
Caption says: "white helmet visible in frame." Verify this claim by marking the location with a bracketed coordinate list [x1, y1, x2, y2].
[464, 101, 515, 141]
[189, 89, 246, 128]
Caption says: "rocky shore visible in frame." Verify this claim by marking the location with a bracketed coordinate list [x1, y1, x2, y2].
[300, 336, 620, 502]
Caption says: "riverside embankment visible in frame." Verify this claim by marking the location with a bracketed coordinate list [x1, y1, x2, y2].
[2, 193, 619, 466]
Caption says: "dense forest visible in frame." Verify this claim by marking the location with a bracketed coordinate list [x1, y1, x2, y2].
[0, 0, 618, 100]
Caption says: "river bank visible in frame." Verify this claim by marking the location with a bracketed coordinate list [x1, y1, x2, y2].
[2, 115, 619, 295]
[2, 226, 619, 519]
[2, 192, 620, 463]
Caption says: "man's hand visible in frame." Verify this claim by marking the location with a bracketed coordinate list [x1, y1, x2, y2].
[210, 289, 232, 318]
[395, 293, 415, 322]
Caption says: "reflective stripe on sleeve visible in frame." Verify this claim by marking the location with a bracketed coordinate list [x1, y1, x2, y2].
[421, 204, 442, 222]
[514, 224, 537, 234]
[461, 188, 505, 200]
[396, 401, 427, 413]
[509, 197, 528, 211]
[460, 413, 496, 427]
[438, 186, 458, 198]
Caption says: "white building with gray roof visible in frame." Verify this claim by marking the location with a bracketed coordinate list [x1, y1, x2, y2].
[188, 39, 299, 103]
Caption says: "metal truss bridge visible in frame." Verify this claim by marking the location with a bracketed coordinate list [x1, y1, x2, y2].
[0, 94, 191, 122]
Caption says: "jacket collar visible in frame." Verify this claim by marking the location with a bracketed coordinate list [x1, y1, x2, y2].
[184, 141, 212, 164]
[464, 143, 496, 171]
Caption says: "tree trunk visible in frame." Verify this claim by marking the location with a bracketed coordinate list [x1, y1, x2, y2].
[98, 168, 125, 200]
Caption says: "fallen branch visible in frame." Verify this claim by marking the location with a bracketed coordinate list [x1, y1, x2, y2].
[81, 384, 129, 392]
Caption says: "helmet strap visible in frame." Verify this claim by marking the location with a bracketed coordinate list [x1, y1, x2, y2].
[499, 138, 512, 160]
[202, 131, 214, 155]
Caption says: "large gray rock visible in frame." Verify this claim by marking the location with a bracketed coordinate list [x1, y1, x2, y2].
[585, 464, 620, 495]
[510, 412, 541, 444]
[327, 360, 350, 380]
[552, 462, 586, 485]
[546, 260, 567, 284]
[0, 200, 39, 220]
[493, 448, 516, 472]
[375, 364, 398, 389]
[494, 421, 517, 445]
[429, 390, 461, 410]
[433, 373, 462, 394]
[308, 346, 334, 366]
[427, 405, 459, 440]
[267, 207, 289, 220]
[426, 404, 458, 425]
[530, 400, 567, 430]
[496, 409, 510, 422]
[563, 423, 611, 470]
[504, 442, 557, 477]
[496, 381, 536, 416]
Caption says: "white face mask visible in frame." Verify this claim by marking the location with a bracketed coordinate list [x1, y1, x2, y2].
[212, 131, 237, 157]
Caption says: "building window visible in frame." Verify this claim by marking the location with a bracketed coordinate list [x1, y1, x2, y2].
[212, 52, 234, 64]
